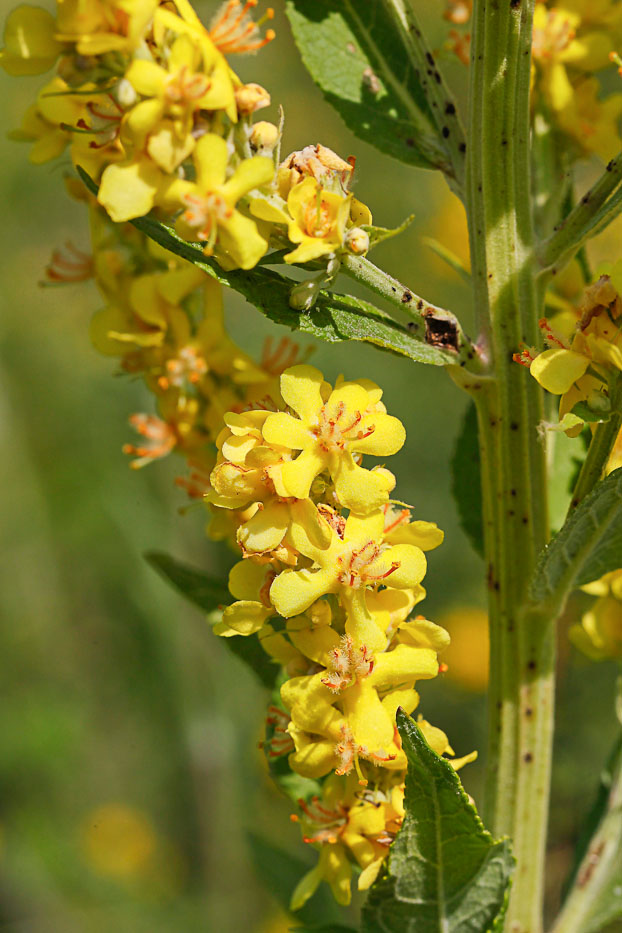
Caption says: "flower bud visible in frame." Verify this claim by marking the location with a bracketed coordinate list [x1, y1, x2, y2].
[235, 82, 271, 115]
[250, 120, 279, 155]
[345, 226, 370, 255]
[116, 78, 137, 108]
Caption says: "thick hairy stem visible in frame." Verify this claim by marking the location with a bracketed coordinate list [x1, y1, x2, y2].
[467, 3, 553, 931]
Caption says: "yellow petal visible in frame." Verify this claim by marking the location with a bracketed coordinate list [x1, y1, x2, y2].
[530, 348, 589, 394]
[280, 364, 325, 421]
[125, 58, 167, 97]
[262, 411, 310, 449]
[222, 156, 274, 204]
[270, 566, 337, 618]
[217, 210, 268, 270]
[280, 447, 327, 499]
[97, 159, 163, 222]
[213, 600, 270, 636]
[193, 133, 228, 190]
[353, 412, 406, 456]
[333, 452, 393, 512]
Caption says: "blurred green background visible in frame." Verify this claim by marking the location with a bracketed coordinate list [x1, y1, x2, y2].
[1, 2, 621, 931]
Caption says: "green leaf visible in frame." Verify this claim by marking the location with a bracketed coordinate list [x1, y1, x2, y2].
[145, 551, 278, 688]
[361, 711, 514, 933]
[284, 0, 452, 173]
[76, 168, 456, 367]
[421, 236, 471, 284]
[246, 832, 345, 928]
[363, 215, 414, 250]
[529, 467, 622, 606]
[451, 403, 484, 557]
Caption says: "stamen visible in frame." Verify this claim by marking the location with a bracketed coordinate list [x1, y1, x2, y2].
[209, 0, 275, 55]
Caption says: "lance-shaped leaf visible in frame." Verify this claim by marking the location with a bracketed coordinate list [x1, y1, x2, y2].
[451, 403, 484, 557]
[145, 551, 278, 688]
[77, 168, 461, 366]
[361, 711, 514, 933]
[78, 168, 469, 366]
[529, 467, 622, 609]
[133, 216, 457, 366]
[284, 0, 458, 177]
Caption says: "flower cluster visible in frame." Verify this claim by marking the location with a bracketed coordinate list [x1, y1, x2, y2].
[444, 0, 622, 160]
[1, 0, 373, 274]
[210, 362, 474, 905]
[514, 265, 622, 435]
[1, 0, 468, 910]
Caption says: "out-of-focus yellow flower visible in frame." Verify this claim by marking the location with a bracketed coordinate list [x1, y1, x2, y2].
[516, 270, 622, 435]
[439, 606, 489, 692]
[0, 5, 62, 75]
[56, 0, 158, 57]
[263, 365, 405, 513]
[81, 803, 157, 879]
[570, 570, 622, 660]
[532, 1, 622, 159]
[607, 426, 622, 473]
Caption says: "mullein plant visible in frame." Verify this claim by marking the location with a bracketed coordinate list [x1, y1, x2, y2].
[3, 0, 622, 930]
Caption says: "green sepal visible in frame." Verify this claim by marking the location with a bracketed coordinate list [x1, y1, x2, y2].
[362, 215, 414, 250]
[571, 401, 611, 424]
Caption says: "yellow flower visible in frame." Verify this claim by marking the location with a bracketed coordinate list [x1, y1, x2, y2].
[0, 5, 62, 75]
[290, 774, 405, 909]
[123, 32, 233, 172]
[438, 607, 489, 692]
[172, 133, 273, 269]
[56, 0, 158, 57]
[81, 803, 157, 879]
[283, 176, 353, 263]
[517, 272, 622, 435]
[90, 263, 206, 356]
[271, 509, 427, 653]
[570, 570, 622, 660]
[262, 365, 405, 513]
[531, 1, 622, 159]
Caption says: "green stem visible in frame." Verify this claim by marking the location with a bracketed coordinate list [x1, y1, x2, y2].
[538, 150, 622, 275]
[340, 254, 480, 366]
[550, 738, 622, 933]
[569, 412, 622, 512]
[466, 3, 554, 931]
